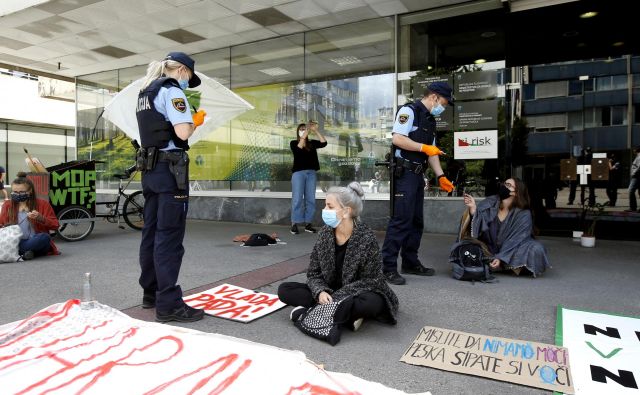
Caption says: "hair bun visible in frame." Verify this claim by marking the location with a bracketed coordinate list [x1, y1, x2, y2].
[16, 171, 28, 178]
[347, 181, 364, 197]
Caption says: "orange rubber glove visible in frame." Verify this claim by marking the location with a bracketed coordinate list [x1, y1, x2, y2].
[420, 144, 445, 156]
[192, 109, 207, 128]
[438, 175, 454, 193]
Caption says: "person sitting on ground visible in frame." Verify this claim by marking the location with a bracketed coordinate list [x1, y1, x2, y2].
[0, 172, 60, 260]
[278, 181, 398, 338]
[455, 177, 550, 277]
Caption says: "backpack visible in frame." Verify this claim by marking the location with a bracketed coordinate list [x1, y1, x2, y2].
[450, 240, 497, 283]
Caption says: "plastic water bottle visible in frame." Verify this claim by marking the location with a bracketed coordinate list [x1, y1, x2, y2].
[82, 272, 92, 302]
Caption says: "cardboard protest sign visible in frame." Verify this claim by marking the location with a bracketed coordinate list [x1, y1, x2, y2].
[400, 326, 574, 393]
[0, 300, 429, 395]
[184, 283, 286, 323]
[556, 306, 640, 394]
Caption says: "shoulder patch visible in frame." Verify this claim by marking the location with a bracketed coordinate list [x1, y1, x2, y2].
[172, 98, 187, 113]
[398, 113, 410, 124]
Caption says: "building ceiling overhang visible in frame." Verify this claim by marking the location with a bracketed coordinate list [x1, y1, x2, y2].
[0, 0, 472, 78]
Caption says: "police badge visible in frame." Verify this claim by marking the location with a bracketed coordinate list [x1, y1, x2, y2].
[172, 98, 187, 113]
[398, 114, 409, 124]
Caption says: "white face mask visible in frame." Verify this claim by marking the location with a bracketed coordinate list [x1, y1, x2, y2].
[298, 130, 306, 137]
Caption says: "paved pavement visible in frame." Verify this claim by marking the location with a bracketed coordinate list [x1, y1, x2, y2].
[1, 220, 639, 394]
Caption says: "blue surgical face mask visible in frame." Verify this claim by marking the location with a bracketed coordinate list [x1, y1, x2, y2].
[178, 79, 189, 90]
[11, 192, 31, 203]
[322, 209, 342, 228]
[431, 102, 445, 117]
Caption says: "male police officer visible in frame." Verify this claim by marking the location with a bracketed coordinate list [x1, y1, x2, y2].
[136, 52, 206, 322]
[382, 82, 455, 285]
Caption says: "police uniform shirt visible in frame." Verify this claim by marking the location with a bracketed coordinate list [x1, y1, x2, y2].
[393, 105, 436, 158]
[153, 85, 193, 150]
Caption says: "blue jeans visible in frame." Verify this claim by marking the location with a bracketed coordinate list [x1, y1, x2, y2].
[291, 170, 317, 224]
[19, 233, 51, 256]
[629, 177, 639, 210]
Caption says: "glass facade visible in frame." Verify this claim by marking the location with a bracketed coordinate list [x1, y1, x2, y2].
[72, 4, 640, 218]
[1, 122, 74, 186]
[76, 18, 395, 194]
[1, 69, 75, 187]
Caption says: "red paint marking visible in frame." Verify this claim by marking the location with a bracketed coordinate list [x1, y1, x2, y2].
[0, 300, 80, 349]
[28, 334, 183, 395]
[14, 327, 140, 394]
[187, 296, 237, 311]
[0, 320, 110, 363]
[251, 307, 264, 313]
[285, 383, 362, 395]
[144, 354, 252, 395]
[214, 305, 251, 319]
[208, 358, 252, 395]
[2, 324, 132, 372]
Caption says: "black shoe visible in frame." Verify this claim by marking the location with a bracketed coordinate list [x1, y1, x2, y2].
[289, 306, 306, 322]
[384, 271, 406, 285]
[290, 224, 299, 235]
[401, 264, 435, 276]
[142, 291, 156, 309]
[304, 224, 317, 233]
[156, 305, 204, 323]
[21, 251, 35, 261]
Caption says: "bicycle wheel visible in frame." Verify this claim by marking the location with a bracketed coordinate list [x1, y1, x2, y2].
[123, 190, 145, 230]
[57, 206, 95, 242]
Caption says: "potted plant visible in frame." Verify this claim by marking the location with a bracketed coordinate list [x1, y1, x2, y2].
[580, 202, 605, 247]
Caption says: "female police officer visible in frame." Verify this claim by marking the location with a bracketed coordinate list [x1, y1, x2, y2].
[136, 52, 206, 322]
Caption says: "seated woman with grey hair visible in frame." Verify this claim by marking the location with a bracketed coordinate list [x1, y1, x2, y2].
[278, 181, 398, 340]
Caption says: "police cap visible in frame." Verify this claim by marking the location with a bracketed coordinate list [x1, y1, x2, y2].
[165, 51, 201, 88]
[427, 81, 454, 106]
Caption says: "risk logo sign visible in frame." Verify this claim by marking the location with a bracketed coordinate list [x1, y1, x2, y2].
[453, 130, 498, 160]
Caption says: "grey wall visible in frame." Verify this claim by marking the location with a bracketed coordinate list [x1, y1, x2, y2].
[99, 193, 468, 235]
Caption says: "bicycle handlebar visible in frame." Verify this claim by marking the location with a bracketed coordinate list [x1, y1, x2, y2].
[123, 164, 137, 179]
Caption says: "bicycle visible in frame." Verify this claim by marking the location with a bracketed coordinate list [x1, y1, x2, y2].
[57, 165, 144, 242]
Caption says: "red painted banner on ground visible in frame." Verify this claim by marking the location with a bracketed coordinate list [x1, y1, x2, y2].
[183, 284, 286, 323]
[0, 301, 426, 394]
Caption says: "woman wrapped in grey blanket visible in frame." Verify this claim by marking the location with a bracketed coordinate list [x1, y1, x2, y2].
[453, 177, 551, 277]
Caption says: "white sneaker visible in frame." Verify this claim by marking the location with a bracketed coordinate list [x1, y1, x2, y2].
[352, 318, 364, 332]
[289, 306, 306, 322]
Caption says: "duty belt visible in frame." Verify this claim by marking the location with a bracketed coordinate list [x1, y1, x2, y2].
[398, 158, 427, 174]
[158, 150, 186, 162]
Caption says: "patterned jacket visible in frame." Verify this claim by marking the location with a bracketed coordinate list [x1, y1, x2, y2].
[307, 221, 399, 324]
